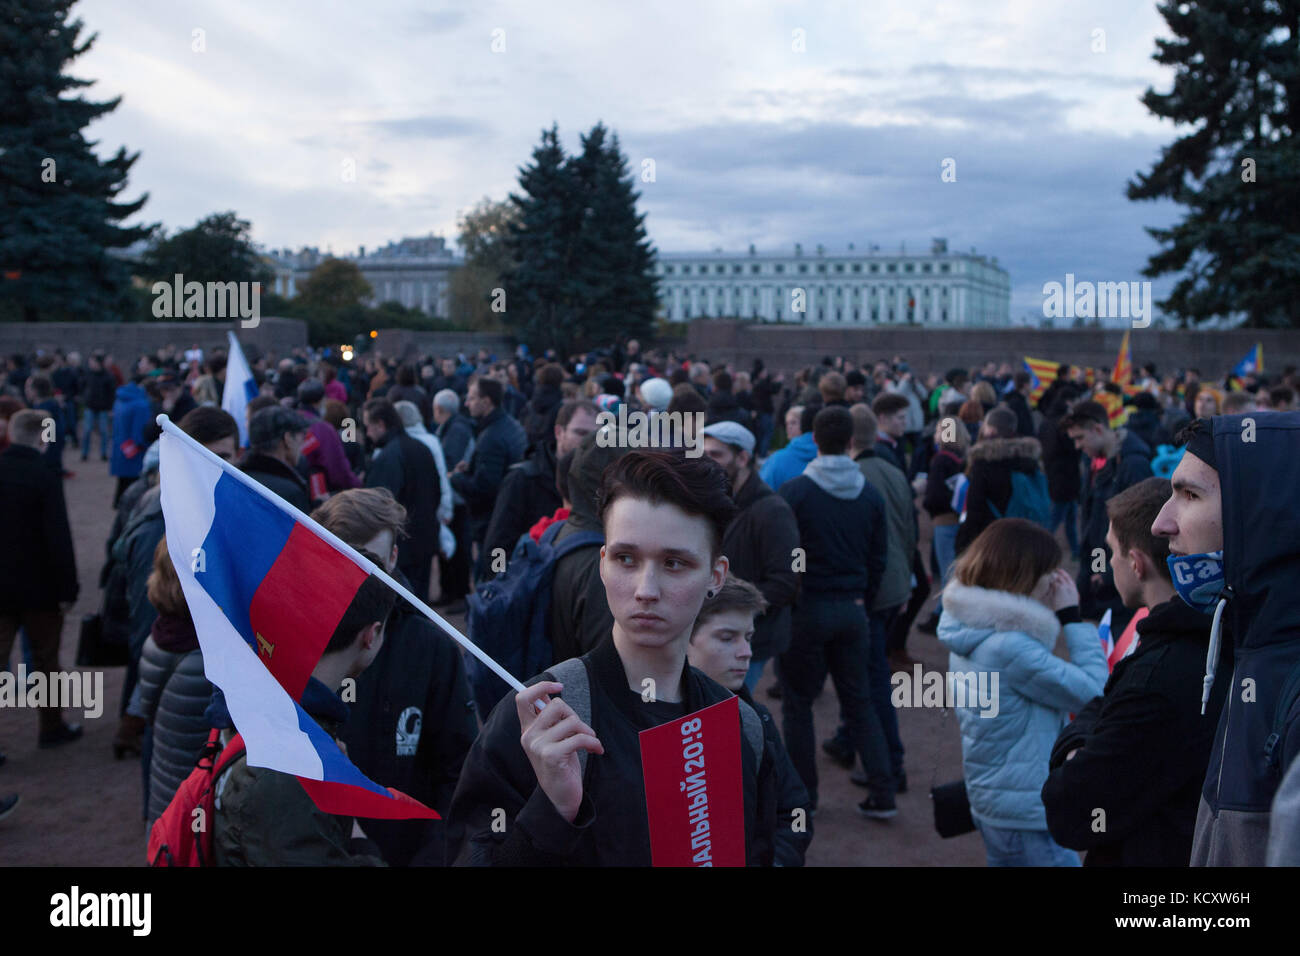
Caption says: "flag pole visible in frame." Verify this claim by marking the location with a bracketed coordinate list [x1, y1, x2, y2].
[156, 414, 530, 697]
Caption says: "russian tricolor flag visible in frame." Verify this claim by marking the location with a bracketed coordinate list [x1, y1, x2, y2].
[159, 418, 437, 820]
[221, 331, 258, 448]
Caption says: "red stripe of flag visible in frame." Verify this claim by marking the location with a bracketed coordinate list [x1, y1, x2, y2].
[298, 778, 441, 820]
[249, 523, 369, 701]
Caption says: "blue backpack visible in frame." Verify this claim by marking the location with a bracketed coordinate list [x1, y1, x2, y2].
[464, 520, 605, 720]
[989, 470, 1053, 529]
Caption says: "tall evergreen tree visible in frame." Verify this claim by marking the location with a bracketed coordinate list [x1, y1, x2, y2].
[567, 125, 659, 350]
[1128, 0, 1300, 328]
[503, 123, 659, 353]
[503, 125, 579, 351]
[0, 0, 152, 322]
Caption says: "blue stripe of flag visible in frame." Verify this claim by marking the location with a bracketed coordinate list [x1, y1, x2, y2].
[194, 472, 295, 654]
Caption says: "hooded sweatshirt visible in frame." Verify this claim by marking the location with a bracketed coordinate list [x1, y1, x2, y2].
[1191, 411, 1300, 866]
[778, 454, 886, 602]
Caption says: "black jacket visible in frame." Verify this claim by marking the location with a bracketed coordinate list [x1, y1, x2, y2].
[1125, 408, 1173, 454]
[365, 429, 441, 567]
[242, 452, 312, 514]
[722, 472, 801, 660]
[1004, 391, 1036, 437]
[706, 390, 754, 433]
[1042, 598, 1229, 865]
[447, 637, 777, 865]
[451, 407, 528, 534]
[482, 441, 562, 567]
[548, 434, 621, 663]
[738, 686, 812, 866]
[522, 385, 564, 451]
[1038, 411, 1082, 504]
[341, 569, 479, 866]
[81, 368, 117, 412]
[0, 444, 77, 612]
[435, 412, 475, 469]
[923, 448, 965, 520]
[1077, 430, 1153, 617]
[955, 436, 1044, 555]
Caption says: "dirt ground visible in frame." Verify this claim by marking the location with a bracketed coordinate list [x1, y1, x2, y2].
[0, 454, 992, 867]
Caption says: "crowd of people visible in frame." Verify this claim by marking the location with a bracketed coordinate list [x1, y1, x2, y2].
[1, 337, 1299, 867]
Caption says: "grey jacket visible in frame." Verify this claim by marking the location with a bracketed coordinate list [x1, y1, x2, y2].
[855, 450, 918, 612]
[133, 633, 212, 823]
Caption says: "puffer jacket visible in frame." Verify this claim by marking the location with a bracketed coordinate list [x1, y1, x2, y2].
[937, 581, 1108, 830]
[132, 614, 212, 824]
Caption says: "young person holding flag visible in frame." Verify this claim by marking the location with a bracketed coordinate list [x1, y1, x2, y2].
[448, 449, 781, 866]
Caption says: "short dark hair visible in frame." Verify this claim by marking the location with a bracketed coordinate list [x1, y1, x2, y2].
[472, 376, 503, 408]
[246, 395, 278, 417]
[799, 401, 823, 435]
[1059, 400, 1110, 431]
[812, 405, 853, 455]
[692, 574, 768, 638]
[325, 568, 397, 654]
[178, 407, 238, 446]
[362, 398, 404, 433]
[556, 399, 599, 430]
[26, 373, 52, 399]
[1270, 385, 1295, 407]
[536, 363, 564, 388]
[1106, 477, 1173, 582]
[667, 382, 707, 415]
[597, 449, 736, 559]
[871, 392, 910, 417]
[984, 406, 1018, 439]
[1014, 370, 1031, 389]
[712, 370, 732, 393]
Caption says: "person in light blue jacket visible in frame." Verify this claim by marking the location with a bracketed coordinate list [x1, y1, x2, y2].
[760, 404, 818, 490]
[937, 517, 1108, 867]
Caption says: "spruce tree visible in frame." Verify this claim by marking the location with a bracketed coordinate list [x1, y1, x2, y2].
[0, 0, 152, 322]
[503, 125, 578, 351]
[1128, 0, 1300, 328]
[567, 125, 658, 350]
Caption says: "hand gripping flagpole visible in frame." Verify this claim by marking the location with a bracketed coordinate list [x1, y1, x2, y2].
[157, 414, 531, 700]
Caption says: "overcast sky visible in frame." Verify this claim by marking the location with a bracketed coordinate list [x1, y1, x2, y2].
[75, 0, 1183, 321]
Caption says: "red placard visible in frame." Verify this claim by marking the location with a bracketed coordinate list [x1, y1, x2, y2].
[638, 695, 746, 867]
[301, 430, 321, 456]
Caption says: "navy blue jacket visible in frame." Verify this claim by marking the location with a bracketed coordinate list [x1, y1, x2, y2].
[1191, 412, 1300, 865]
[778, 469, 887, 604]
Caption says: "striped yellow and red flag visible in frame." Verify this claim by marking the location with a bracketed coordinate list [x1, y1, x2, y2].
[1094, 390, 1131, 428]
[1112, 330, 1133, 386]
[1023, 356, 1060, 404]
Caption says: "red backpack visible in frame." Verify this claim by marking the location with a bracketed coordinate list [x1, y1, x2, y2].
[148, 728, 245, 867]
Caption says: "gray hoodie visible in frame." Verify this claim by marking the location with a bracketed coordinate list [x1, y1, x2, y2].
[802, 454, 865, 499]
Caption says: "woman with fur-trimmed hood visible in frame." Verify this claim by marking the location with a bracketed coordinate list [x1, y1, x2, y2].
[937, 519, 1108, 867]
[955, 406, 1046, 555]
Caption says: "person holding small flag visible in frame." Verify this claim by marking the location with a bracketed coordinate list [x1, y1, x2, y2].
[448, 450, 781, 866]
